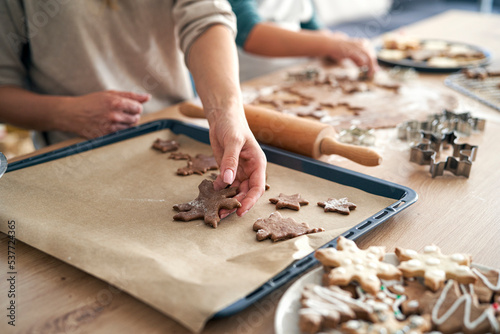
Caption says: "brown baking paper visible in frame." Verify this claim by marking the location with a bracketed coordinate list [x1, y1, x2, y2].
[0, 130, 394, 332]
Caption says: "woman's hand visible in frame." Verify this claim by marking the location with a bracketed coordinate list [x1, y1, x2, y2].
[207, 105, 267, 217]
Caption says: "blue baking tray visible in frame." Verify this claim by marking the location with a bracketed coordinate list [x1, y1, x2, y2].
[6, 119, 417, 318]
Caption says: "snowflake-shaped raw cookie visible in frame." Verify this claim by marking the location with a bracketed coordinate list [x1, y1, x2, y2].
[315, 236, 402, 295]
[253, 211, 324, 242]
[173, 179, 241, 228]
[317, 197, 356, 215]
[395, 244, 476, 291]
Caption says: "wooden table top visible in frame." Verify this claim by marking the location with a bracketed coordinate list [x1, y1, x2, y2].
[2, 10, 500, 334]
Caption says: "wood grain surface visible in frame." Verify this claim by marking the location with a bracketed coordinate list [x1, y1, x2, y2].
[1, 10, 500, 334]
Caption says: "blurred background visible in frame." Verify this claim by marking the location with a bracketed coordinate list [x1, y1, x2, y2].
[2, 0, 499, 160]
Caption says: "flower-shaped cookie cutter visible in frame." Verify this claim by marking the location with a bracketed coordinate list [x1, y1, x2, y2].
[409, 131, 478, 178]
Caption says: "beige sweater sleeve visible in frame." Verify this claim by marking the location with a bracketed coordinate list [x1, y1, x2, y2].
[172, 0, 237, 65]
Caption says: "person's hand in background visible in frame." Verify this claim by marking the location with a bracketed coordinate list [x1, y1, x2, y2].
[60, 90, 150, 139]
[0, 86, 150, 139]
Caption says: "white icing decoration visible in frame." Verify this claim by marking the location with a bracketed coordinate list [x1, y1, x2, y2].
[366, 253, 375, 260]
[458, 265, 471, 273]
[368, 262, 378, 269]
[472, 267, 500, 291]
[431, 280, 500, 331]
[407, 259, 422, 267]
[336, 267, 347, 274]
[424, 245, 438, 253]
[355, 264, 364, 271]
[343, 259, 352, 265]
[354, 258, 363, 265]
[408, 300, 419, 308]
[451, 253, 465, 262]
[367, 274, 378, 282]
[405, 249, 418, 256]
[426, 257, 440, 266]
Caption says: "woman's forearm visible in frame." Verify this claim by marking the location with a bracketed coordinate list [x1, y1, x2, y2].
[0, 86, 67, 131]
[243, 22, 331, 58]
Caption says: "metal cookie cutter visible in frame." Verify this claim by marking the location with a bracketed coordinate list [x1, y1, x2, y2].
[398, 109, 486, 141]
[410, 131, 478, 178]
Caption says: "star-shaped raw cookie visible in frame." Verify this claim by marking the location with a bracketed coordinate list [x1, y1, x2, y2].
[317, 197, 356, 215]
[315, 236, 401, 295]
[168, 152, 191, 160]
[173, 179, 241, 228]
[395, 245, 476, 291]
[152, 139, 180, 153]
[341, 314, 431, 334]
[253, 211, 324, 242]
[177, 154, 218, 176]
[269, 193, 309, 210]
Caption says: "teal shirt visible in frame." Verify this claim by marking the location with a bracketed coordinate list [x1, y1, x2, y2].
[228, 0, 322, 48]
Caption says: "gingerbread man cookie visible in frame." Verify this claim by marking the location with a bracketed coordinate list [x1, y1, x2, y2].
[253, 212, 324, 242]
[177, 154, 218, 176]
[173, 179, 241, 228]
[269, 193, 309, 211]
[152, 139, 180, 153]
[315, 236, 401, 295]
[317, 198, 356, 215]
[395, 245, 476, 291]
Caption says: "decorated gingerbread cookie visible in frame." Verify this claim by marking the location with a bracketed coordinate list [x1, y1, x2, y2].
[395, 245, 476, 291]
[152, 138, 180, 153]
[315, 236, 401, 295]
[173, 179, 241, 228]
[269, 193, 309, 211]
[177, 154, 218, 176]
[341, 314, 431, 334]
[317, 198, 356, 215]
[299, 284, 361, 333]
[471, 267, 500, 303]
[430, 280, 500, 334]
[253, 212, 323, 242]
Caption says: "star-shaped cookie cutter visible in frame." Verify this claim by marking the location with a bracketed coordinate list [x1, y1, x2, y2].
[409, 131, 478, 178]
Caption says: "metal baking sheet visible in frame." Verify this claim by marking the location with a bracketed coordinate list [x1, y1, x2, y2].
[6, 119, 417, 318]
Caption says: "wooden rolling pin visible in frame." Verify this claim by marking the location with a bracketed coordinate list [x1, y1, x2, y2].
[179, 102, 382, 166]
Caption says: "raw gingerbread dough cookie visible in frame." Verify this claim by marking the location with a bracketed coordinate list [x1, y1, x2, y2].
[177, 154, 218, 176]
[317, 197, 356, 215]
[173, 179, 241, 228]
[395, 245, 476, 291]
[253, 211, 324, 242]
[168, 152, 191, 160]
[152, 139, 180, 153]
[269, 193, 309, 211]
[315, 236, 401, 295]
